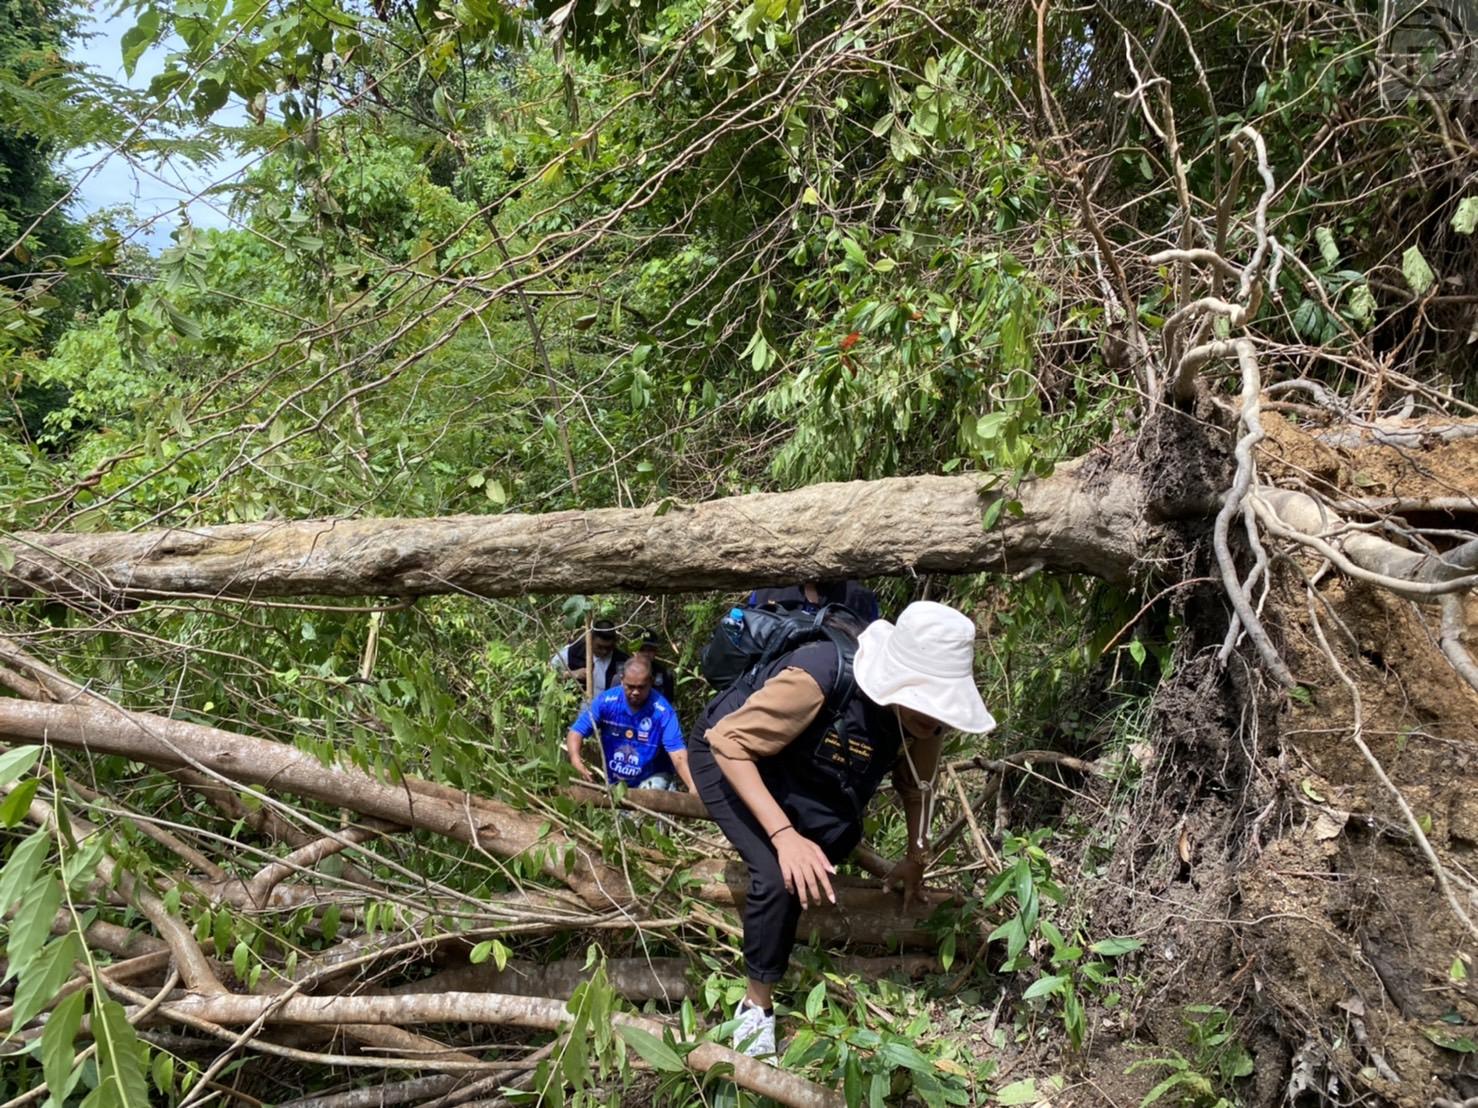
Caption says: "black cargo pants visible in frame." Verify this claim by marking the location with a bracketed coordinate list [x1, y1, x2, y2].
[688, 734, 860, 983]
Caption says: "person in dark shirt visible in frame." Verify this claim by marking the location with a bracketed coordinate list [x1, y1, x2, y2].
[550, 618, 630, 700]
[747, 579, 881, 623]
[627, 627, 674, 700]
[689, 601, 994, 1061]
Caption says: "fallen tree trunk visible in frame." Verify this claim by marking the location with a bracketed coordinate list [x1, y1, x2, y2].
[690, 860, 946, 949]
[141, 990, 846, 1108]
[0, 460, 1146, 602]
[393, 957, 695, 1002]
[0, 699, 630, 909]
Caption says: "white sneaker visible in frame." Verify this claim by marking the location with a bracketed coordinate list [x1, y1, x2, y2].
[731, 999, 777, 1061]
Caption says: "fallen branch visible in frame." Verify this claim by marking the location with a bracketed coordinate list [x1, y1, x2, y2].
[245, 826, 385, 907]
[142, 991, 846, 1108]
[0, 698, 631, 909]
[1252, 490, 1478, 598]
[393, 957, 693, 1003]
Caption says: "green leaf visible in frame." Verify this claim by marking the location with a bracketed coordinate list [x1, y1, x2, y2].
[5, 875, 62, 982]
[11, 932, 81, 1029]
[0, 779, 38, 827]
[750, 333, 769, 372]
[1347, 282, 1377, 327]
[804, 980, 826, 1021]
[1022, 974, 1068, 1000]
[485, 479, 508, 506]
[995, 1077, 1038, 1105]
[232, 941, 250, 982]
[85, 996, 150, 1107]
[800, 186, 820, 205]
[617, 1024, 686, 1073]
[151, 1049, 175, 1095]
[841, 238, 868, 268]
[121, 8, 161, 78]
[1402, 246, 1436, 296]
[0, 829, 50, 916]
[870, 112, 895, 137]
[1142, 1071, 1207, 1106]
[1424, 1025, 1478, 1052]
[1451, 955, 1468, 983]
[0, 546, 13, 572]
[42, 989, 86, 1096]
[1452, 197, 1478, 235]
[162, 301, 201, 339]
[983, 497, 1006, 531]
[940, 929, 956, 971]
[1314, 226, 1339, 266]
[492, 939, 510, 972]
[0, 745, 42, 788]
[1088, 936, 1144, 957]
[469, 940, 494, 964]
[1127, 640, 1146, 666]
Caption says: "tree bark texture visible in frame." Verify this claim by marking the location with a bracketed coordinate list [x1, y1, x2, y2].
[0, 699, 630, 909]
[1, 461, 1146, 602]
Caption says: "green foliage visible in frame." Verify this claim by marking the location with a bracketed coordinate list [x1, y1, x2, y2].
[2, 0, 1470, 1099]
[973, 829, 1142, 1053]
[1127, 1006, 1254, 1108]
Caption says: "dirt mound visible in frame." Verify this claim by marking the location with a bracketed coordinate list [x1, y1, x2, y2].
[1070, 411, 1478, 1106]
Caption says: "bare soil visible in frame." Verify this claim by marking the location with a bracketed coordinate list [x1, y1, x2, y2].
[1061, 414, 1478, 1106]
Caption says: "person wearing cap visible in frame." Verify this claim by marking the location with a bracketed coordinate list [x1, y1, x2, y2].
[550, 619, 630, 700]
[688, 601, 995, 1061]
[615, 628, 674, 700]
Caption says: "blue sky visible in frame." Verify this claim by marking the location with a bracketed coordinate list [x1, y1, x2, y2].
[64, 2, 251, 249]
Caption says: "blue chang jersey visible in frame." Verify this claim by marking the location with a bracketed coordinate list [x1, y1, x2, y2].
[571, 688, 686, 784]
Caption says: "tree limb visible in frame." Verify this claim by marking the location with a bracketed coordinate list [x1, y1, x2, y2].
[1, 463, 1147, 603]
[144, 991, 846, 1108]
[0, 698, 632, 909]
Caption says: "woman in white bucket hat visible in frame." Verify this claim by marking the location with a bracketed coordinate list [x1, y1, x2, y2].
[688, 600, 995, 1061]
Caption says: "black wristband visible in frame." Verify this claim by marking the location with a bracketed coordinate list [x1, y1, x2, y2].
[768, 824, 793, 841]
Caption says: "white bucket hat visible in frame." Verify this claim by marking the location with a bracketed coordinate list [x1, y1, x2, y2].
[854, 601, 996, 734]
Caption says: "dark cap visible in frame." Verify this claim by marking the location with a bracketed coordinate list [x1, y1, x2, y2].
[591, 618, 617, 642]
[638, 627, 661, 648]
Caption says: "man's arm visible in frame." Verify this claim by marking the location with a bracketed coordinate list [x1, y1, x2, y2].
[708, 668, 837, 907]
[551, 645, 588, 689]
[668, 749, 696, 793]
[566, 729, 597, 781]
[566, 702, 600, 782]
[657, 709, 695, 792]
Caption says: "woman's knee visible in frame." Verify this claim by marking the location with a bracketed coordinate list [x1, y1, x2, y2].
[746, 856, 790, 907]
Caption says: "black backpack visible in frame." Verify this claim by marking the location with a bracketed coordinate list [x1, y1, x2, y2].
[699, 603, 861, 719]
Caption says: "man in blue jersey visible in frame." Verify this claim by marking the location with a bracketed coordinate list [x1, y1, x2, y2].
[565, 655, 696, 792]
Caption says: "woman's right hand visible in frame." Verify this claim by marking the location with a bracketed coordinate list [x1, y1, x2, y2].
[773, 829, 836, 908]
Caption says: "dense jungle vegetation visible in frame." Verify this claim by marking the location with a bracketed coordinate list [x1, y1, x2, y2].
[1, 0, 1476, 1103]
